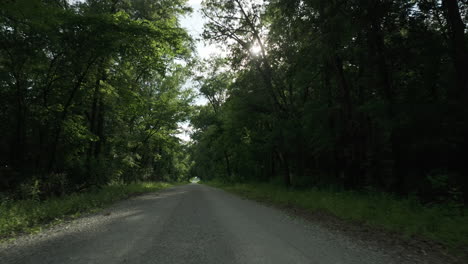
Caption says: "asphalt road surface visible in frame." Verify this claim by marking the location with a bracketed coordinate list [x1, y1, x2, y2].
[1, 184, 402, 264]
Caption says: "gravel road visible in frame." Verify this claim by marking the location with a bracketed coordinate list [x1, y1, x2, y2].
[1, 184, 419, 263]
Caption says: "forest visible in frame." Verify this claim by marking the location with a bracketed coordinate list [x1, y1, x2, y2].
[1, 0, 468, 207]
[190, 0, 468, 207]
[0, 0, 194, 199]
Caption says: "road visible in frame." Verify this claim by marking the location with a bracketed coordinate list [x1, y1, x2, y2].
[1, 184, 401, 263]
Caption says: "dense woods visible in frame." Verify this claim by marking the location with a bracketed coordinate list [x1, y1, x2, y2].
[1, 0, 467, 209]
[1, 1, 467, 257]
[0, 0, 193, 198]
[190, 0, 468, 206]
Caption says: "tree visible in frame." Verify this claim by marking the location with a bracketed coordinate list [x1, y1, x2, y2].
[0, 0, 194, 195]
[190, 0, 468, 205]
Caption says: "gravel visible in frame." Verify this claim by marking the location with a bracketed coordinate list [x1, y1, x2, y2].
[0, 184, 435, 264]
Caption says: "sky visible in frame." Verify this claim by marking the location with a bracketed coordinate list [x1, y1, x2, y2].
[180, 0, 220, 60]
[178, 0, 217, 141]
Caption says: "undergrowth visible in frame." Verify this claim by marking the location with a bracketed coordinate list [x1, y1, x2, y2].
[0, 182, 173, 239]
[206, 181, 468, 253]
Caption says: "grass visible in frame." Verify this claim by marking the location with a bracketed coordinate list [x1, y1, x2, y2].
[206, 180, 468, 253]
[0, 182, 174, 240]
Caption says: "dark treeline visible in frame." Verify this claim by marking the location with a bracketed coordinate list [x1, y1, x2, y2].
[0, 0, 193, 198]
[190, 0, 468, 205]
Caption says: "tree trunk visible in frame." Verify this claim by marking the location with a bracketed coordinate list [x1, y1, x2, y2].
[277, 150, 291, 186]
[11, 77, 25, 174]
[48, 57, 97, 172]
[223, 150, 232, 179]
[86, 75, 101, 176]
[442, 0, 468, 98]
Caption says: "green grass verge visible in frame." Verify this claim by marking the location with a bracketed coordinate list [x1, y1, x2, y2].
[206, 181, 468, 252]
[0, 182, 174, 240]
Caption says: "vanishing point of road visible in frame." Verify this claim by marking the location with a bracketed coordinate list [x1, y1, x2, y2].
[1, 184, 411, 263]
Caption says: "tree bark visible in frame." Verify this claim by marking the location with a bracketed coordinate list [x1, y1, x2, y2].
[223, 150, 232, 178]
[277, 150, 291, 186]
[442, 0, 468, 98]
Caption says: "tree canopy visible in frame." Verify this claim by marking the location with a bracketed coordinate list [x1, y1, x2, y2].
[1, 0, 467, 206]
[0, 0, 193, 197]
[189, 0, 468, 205]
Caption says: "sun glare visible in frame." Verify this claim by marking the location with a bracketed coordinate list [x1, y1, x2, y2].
[250, 44, 262, 55]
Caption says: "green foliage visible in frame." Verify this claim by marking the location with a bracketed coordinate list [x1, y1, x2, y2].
[190, 3, 468, 254]
[0, 182, 173, 239]
[0, 0, 194, 195]
[18, 178, 42, 201]
[191, 0, 468, 205]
